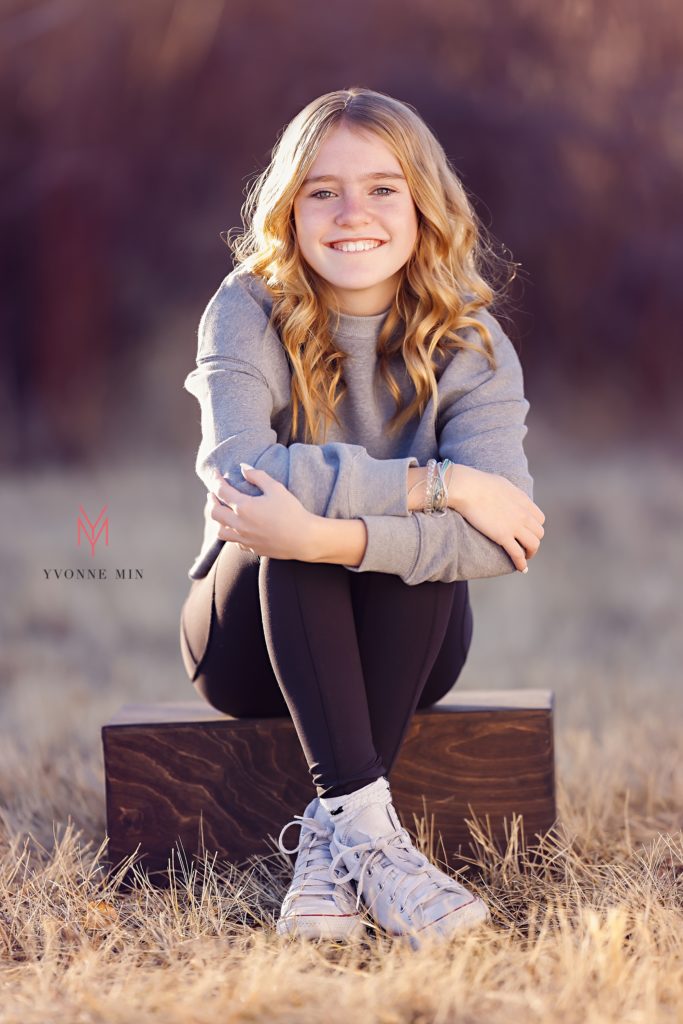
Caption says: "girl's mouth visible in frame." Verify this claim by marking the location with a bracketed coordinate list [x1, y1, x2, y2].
[325, 239, 387, 253]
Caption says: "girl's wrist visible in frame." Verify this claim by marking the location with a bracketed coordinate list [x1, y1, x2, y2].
[407, 467, 429, 511]
[444, 463, 468, 513]
[408, 463, 466, 513]
[308, 515, 368, 566]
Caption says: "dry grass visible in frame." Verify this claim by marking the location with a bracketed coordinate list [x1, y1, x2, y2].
[1, 422, 682, 1022]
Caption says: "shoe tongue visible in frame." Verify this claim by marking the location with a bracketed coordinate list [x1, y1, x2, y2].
[312, 799, 333, 828]
[337, 800, 400, 845]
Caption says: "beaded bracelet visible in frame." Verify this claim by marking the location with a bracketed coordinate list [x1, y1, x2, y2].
[424, 458, 438, 510]
[407, 459, 454, 517]
[428, 458, 452, 516]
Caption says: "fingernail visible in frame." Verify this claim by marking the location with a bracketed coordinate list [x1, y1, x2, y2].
[522, 567, 529, 574]
[240, 462, 254, 474]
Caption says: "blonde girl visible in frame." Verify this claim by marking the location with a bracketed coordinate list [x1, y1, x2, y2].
[179, 86, 545, 948]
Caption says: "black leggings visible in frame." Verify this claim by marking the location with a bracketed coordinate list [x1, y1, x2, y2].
[179, 542, 473, 799]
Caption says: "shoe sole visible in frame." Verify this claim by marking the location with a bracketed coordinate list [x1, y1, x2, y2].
[384, 897, 491, 949]
[276, 914, 368, 942]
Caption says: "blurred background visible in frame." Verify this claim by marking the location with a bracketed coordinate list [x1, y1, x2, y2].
[3, 0, 683, 464]
[1, 0, 682, 785]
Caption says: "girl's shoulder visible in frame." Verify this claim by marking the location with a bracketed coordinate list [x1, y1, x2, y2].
[474, 307, 519, 363]
[202, 266, 276, 322]
[440, 303, 526, 389]
[196, 267, 279, 364]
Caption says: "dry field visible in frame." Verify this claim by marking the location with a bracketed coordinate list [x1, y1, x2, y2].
[1, 418, 682, 1023]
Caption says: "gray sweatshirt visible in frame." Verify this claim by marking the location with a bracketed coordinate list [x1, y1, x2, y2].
[183, 268, 534, 584]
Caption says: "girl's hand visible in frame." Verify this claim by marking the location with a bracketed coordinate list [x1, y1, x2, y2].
[447, 464, 545, 573]
[207, 465, 317, 561]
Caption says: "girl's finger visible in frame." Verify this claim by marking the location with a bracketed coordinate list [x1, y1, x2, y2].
[209, 493, 241, 523]
[219, 521, 243, 542]
[516, 525, 540, 559]
[506, 538, 528, 573]
[209, 491, 241, 516]
[531, 503, 545, 524]
[209, 473, 240, 500]
[526, 518, 545, 540]
[208, 488, 229, 508]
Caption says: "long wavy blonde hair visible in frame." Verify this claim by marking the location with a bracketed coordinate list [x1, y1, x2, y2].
[228, 87, 517, 445]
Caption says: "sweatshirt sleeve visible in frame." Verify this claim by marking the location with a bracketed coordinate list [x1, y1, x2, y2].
[183, 271, 418, 518]
[343, 310, 534, 584]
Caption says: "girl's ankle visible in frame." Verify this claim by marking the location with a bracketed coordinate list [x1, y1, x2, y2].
[320, 776, 391, 821]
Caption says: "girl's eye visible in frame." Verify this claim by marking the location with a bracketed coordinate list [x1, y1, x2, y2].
[309, 187, 397, 199]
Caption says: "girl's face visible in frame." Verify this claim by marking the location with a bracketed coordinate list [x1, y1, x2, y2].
[292, 124, 419, 316]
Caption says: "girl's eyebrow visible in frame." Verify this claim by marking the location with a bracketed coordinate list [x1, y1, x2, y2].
[302, 171, 406, 185]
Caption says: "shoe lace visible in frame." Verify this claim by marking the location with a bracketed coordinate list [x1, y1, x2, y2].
[329, 827, 471, 915]
[277, 814, 339, 900]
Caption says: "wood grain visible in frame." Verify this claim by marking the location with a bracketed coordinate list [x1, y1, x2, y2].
[102, 690, 556, 885]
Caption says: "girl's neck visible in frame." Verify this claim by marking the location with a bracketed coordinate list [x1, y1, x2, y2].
[336, 304, 392, 319]
[330, 276, 398, 316]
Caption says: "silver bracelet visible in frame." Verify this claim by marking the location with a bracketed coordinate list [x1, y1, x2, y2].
[424, 459, 438, 513]
[431, 459, 452, 516]
[425, 458, 452, 516]
[423, 460, 450, 516]
[425, 461, 439, 514]
[407, 459, 453, 517]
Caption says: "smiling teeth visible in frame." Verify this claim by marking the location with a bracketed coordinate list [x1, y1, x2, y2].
[330, 240, 383, 252]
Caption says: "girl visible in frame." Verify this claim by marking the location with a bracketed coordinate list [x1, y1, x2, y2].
[179, 87, 545, 948]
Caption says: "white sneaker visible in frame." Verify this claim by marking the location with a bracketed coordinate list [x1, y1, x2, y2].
[328, 791, 491, 949]
[275, 796, 367, 941]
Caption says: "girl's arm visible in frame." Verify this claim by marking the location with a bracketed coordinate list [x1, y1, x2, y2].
[185, 270, 419, 521]
[310, 518, 369, 568]
[326, 312, 541, 584]
[313, 464, 543, 574]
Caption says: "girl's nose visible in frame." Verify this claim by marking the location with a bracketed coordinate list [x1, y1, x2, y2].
[335, 195, 371, 225]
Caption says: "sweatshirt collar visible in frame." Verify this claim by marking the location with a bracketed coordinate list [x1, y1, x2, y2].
[329, 307, 391, 341]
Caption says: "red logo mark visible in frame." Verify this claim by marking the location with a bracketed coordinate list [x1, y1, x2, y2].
[77, 505, 109, 556]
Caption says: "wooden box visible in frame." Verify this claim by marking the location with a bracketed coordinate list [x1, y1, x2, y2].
[102, 689, 556, 883]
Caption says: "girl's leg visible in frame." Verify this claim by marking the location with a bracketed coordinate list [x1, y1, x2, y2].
[181, 545, 472, 799]
[347, 571, 471, 777]
[416, 582, 473, 709]
[179, 543, 290, 717]
[258, 558, 462, 798]
[182, 548, 387, 796]
[258, 557, 385, 798]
